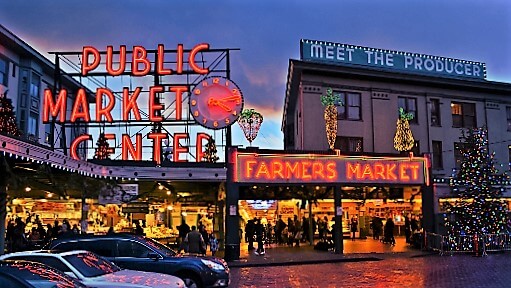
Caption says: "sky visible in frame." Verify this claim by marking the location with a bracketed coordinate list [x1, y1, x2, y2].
[1, 0, 510, 153]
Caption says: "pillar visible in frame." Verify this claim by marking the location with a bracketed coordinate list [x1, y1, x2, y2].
[224, 147, 240, 261]
[334, 185, 343, 254]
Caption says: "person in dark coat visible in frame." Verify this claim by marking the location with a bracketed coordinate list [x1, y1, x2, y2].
[245, 218, 256, 250]
[254, 218, 265, 255]
[384, 217, 396, 245]
[404, 214, 412, 244]
[275, 215, 286, 244]
[302, 216, 309, 243]
[350, 216, 358, 241]
[178, 220, 191, 253]
[184, 226, 206, 255]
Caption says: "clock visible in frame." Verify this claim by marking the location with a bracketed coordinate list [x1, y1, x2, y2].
[190, 76, 244, 130]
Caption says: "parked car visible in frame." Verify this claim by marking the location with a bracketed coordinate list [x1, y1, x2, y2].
[0, 259, 87, 288]
[47, 233, 230, 288]
[0, 250, 185, 288]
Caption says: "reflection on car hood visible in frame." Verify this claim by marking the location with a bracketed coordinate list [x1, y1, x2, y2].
[97, 269, 185, 288]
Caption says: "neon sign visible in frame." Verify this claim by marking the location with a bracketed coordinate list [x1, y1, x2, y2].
[43, 44, 241, 163]
[235, 152, 428, 185]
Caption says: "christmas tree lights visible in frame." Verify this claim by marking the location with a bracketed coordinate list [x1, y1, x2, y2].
[393, 107, 414, 152]
[0, 88, 21, 137]
[320, 88, 342, 150]
[93, 133, 112, 160]
[202, 137, 219, 163]
[443, 127, 509, 251]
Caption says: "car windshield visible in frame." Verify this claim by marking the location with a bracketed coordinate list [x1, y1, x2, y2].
[1, 261, 86, 288]
[140, 237, 177, 257]
[63, 252, 121, 278]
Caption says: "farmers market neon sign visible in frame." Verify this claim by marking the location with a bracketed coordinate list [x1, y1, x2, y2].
[235, 152, 429, 185]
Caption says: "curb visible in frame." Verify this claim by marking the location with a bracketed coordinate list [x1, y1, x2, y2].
[227, 256, 382, 268]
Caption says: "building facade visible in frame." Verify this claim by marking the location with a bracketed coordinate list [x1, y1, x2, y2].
[283, 39, 511, 232]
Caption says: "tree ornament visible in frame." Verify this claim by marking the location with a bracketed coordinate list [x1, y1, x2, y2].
[237, 108, 263, 146]
[393, 107, 415, 152]
[320, 88, 342, 150]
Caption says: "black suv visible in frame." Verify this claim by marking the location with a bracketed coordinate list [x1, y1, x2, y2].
[47, 234, 229, 288]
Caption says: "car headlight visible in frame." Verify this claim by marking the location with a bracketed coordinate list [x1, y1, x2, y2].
[201, 259, 225, 271]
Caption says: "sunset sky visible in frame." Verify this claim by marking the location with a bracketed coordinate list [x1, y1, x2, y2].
[1, 0, 509, 152]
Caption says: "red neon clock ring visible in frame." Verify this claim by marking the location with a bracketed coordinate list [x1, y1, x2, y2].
[190, 76, 244, 130]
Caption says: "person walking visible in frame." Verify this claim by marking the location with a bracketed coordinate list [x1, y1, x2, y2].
[209, 233, 219, 256]
[184, 226, 206, 255]
[302, 216, 309, 243]
[293, 215, 302, 247]
[404, 214, 412, 244]
[287, 217, 295, 246]
[275, 215, 286, 244]
[245, 218, 256, 251]
[177, 220, 191, 253]
[384, 217, 396, 245]
[254, 218, 265, 255]
[350, 216, 358, 241]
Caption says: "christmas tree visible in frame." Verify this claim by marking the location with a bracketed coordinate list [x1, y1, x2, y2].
[0, 88, 21, 137]
[444, 127, 509, 242]
[393, 108, 414, 152]
[202, 137, 219, 163]
[94, 133, 112, 160]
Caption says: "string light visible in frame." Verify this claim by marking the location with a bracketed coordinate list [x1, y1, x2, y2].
[393, 108, 415, 152]
[321, 88, 342, 150]
[443, 127, 509, 251]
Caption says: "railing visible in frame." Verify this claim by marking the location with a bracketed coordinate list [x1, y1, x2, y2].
[423, 232, 511, 256]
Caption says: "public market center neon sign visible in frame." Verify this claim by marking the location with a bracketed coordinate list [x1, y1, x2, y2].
[235, 152, 429, 185]
[42, 44, 232, 163]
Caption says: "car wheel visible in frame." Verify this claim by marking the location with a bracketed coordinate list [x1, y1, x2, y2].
[179, 273, 202, 288]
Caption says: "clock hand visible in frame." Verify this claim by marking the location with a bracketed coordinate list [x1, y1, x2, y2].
[218, 95, 241, 102]
[208, 98, 232, 112]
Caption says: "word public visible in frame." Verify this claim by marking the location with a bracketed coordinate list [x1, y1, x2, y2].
[43, 44, 212, 163]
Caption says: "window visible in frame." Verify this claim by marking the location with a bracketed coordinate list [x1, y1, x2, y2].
[337, 91, 361, 120]
[451, 102, 476, 128]
[0, 57, 7, 86]
[28, 113, 38, 138]
[335, 136, 363, 152]
[45, 124, 52, 144]
[432, 141, 443, 169]
[9, 256, 71, 273]
[54, 240, 116, 257]
[411, 141, 420, 157]
[118, 241, 153, 258]
[507, 107, 511, 131]
[430, 99, 441, 126]
[398, 97, 418, 124]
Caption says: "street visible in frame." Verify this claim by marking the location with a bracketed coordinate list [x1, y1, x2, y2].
[230, 253, 511, 287]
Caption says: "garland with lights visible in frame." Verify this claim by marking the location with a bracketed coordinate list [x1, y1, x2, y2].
[202, 137, 219, 163]
[0, 88, 21, 137]
[443, 127, 509, 251]
[393, 108, 414, 152]
[238, 108, 263, 146]
[321, 88, 342, 150]
[93, 133, 112, 160]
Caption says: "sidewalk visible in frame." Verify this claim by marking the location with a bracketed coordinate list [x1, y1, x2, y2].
[221, 236, 431, 268]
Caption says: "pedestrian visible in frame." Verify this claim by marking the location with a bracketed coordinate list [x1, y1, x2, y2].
[44, 224, 54, 245]
[317, 217, 325, 241]
[184, 226, 206, 255]
[245, 218, 256, 251]
[302, 216, 309, 242]
[199, 224, 209, 254]
[293, 215, 302, 247]
[209, 233, 219, 256]
[177, 220, 190, 253]
[6, 219, 15, 252]
[134, 221, 144, 235]
[287, 218, 295, 246]
[276, 215, 286, 244]
[384, 217, 396, 245]
[71, 224, 80, 235]
[404, 214, 412, 244]
[350, 216, 358, 241]
[12, 218, 27, 252]
[254, 218, 265, 255]
[323, 216, 330, 240]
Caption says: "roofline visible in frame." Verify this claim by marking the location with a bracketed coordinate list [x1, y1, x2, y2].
[0, 24, 87, 92]
[282, 58, 511, 130]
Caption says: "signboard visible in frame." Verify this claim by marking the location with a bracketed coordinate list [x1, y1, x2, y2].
[235, 152, 429, 185]
[43, 44, 243, 163]
[301, 39, 486, 80]
[122, 202, 149, 214]
[99, 184, 138, 205]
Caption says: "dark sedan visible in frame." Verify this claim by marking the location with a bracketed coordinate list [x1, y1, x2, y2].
[48, 233, 230, 288]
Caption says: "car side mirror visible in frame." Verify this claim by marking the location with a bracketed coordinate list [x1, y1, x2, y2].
[147, 253, 159, 260]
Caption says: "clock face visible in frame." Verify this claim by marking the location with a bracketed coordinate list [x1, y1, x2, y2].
[190, 76, 244, 130]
